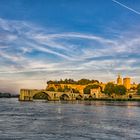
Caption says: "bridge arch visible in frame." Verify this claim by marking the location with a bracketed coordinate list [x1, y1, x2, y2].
[33, 91, 52, 101]
[128, 94, 133, 99]
[60, 94, 70, 101]
[76, 95, 83, 100]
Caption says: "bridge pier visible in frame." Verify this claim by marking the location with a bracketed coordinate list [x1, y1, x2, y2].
[19, 89, 33, 101]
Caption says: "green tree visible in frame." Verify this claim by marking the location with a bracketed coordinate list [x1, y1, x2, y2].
[77, 79, 91, 85]
[72, 88, 80, 93]
[64, 86, 70, 92]
[91, 80, 99, 84]
[137, 84, 140, 94]
[47, 78, 99, 85]
[57, 87, 64, 92]
[47, 80, 54, 84]
[84, 84, 100, 94]
[104, 83, 115, 96]
[47, 87, 55, 91]
[114, 85, 126, 95]
[0, 93, 11, 98]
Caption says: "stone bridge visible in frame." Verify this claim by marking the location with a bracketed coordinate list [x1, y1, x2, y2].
[19, 89, 88, 101]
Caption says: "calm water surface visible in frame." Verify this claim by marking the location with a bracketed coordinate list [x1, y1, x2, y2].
[0, 98, 140, 140]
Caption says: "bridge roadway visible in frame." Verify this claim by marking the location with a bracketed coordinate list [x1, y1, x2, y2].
[19, 89, 88, 101]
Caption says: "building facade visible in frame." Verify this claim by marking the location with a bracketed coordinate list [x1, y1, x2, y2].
[123, 77, 131, 90]
[117, 75, 122, 85]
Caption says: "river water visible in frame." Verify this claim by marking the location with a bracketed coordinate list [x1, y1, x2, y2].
[0, 98, 140, 140]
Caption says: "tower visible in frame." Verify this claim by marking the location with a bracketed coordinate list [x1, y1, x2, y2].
[123, 77, 131, 90]
[117, 74, 122, 85]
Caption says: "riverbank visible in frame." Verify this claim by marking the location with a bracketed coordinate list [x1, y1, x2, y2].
[19, 98, 140, 102]
[84, 98, 140, 101]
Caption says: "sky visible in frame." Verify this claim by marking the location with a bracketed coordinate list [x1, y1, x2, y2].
[0, 0, 140, 94]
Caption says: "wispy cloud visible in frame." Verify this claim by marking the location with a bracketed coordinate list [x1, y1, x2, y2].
[0, 17, 140, 93]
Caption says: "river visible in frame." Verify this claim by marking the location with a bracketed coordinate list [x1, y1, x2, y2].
[0, 98, 140, 140]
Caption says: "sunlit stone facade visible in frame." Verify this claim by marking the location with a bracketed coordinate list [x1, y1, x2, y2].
[117, 75, 123, 85]
[123, 77, 131, 90]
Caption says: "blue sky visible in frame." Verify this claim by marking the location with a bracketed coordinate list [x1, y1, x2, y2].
[0, 0, 140, 93]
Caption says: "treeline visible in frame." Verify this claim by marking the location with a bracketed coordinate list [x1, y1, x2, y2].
[104, 83, 126, 96]
[47, 78, 99, 85]
[104, 83, 140, 96]
[0, 92, 19, 98]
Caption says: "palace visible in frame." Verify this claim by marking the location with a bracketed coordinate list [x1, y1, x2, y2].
[46, 75, 138, 93]
[116, 75, 137, 90]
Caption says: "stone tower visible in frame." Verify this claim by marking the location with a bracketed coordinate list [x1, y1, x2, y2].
[123, 77, 131, 90]
[117, 74, 122, 85]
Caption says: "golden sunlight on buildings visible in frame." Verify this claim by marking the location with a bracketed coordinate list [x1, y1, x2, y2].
[46, 75, 137, 94]
[19, 74, 139, 101]
[117, 75, 131, 90]
[117, 74, 123, 85]
[116, 75, 134, 90]
[123, 77, 131, 90]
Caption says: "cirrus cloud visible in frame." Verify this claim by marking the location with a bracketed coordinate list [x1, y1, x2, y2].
[0, 18, 140, 93]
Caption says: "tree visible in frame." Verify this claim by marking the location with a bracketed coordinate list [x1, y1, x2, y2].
[104, 83, 115, 96]
[77, 79, 91, 85]
[47, 80, 54, 84]
[84, 84, 100, 94]
[0, 93, 11, 98]
[114, 85, 126, 95]
[137, 84, 140, 94]
[64, 86, 70, 92]
[47, 78, 99, 85]
[91, 80, 99, 84]
[47, 87, 55, 91]
[72, 88, 80, 93]
[57, 87, 64, 92]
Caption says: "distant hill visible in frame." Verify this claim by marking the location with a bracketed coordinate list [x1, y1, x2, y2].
[0, 92, 19, 98]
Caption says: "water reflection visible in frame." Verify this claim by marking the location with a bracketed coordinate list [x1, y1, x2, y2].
[0, 98, 140, 139]
[46, 100, 140, 107]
